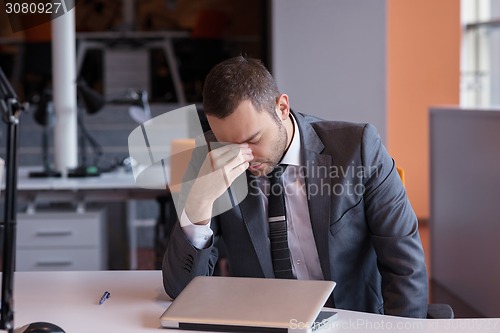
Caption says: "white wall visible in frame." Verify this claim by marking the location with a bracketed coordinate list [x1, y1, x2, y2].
[271, 0, 387, 141]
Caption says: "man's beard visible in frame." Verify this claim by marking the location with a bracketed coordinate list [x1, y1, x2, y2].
[251, 123, 288, 176]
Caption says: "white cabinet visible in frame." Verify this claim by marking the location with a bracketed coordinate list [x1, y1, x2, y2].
[16, 210, 107, 271]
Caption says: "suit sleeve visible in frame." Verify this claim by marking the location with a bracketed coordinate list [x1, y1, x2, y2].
[162, 219, 219, 299]
[162, 141, 220, 299]
[361, 124, 428, 318]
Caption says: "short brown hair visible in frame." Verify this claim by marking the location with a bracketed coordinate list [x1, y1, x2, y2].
[202, 56, 280, 119]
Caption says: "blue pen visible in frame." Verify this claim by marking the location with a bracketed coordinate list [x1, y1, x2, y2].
[99, 291, 110, 305]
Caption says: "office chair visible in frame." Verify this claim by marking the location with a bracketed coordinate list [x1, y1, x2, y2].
[427, 304, 454, 319]
[396, 166, 454, 319]
[396, 167, 405, 186]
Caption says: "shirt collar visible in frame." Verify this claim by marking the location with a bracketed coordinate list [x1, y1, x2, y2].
[280, 113, 301, 167]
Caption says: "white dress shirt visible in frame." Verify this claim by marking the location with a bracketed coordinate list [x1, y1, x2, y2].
[180, 114, 324, 280]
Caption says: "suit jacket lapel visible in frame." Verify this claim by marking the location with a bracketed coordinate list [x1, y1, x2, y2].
[295, 112, 333, 282]
[229, 111, 334, 281]
[238, 173, 274, 278]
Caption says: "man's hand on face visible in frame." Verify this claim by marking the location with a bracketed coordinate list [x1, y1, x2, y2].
[184, 143, 253, 225]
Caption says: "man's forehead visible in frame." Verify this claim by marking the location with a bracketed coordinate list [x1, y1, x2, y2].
[207, 108, 265, 143]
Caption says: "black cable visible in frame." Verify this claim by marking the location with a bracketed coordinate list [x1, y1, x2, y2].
[77, 112, 103, 167]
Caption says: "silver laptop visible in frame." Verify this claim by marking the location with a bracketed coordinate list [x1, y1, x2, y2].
[160, 276, 337, 333]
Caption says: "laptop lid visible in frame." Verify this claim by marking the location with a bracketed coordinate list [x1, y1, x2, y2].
[160, 276, 336, 333]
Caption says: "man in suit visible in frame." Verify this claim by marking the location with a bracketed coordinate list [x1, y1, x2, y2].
[162, 56, 428, 318]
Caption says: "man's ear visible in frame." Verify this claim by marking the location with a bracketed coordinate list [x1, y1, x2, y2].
[275, 94, 290, 120]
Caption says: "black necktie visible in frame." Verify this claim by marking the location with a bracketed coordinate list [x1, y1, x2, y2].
[267, 165, 295, 279]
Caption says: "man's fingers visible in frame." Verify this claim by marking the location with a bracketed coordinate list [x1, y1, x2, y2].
[224, 155, 251, 185]
[195, 143, 252, 191]
[225, 148, 252, 171]
[206, 143, 240, 171]
[210, 146, 252, 171]
[209, 142, 248, 160]
[227, 161, 250, 184]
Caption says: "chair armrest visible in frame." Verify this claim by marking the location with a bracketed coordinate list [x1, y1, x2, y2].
[427, 303, 454, 319]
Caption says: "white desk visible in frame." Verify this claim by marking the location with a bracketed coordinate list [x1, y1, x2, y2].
[10, 271, 500, 333]
[11, 167, 168, 269]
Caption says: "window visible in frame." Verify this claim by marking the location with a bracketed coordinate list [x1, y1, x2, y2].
[461, 0, 500, 107]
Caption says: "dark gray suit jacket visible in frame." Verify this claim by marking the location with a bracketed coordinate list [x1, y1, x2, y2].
[162, 111, 428, 318]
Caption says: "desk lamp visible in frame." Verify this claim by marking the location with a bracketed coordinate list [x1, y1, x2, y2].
[0, 68, 65, 333]
[72, 81, 151, 177]
[127, 90, 152, 124]
[28, 89, 62, 178]
[78, 81, 151, 123]
[66, 80, 105, 177]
